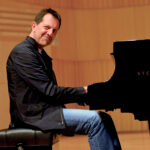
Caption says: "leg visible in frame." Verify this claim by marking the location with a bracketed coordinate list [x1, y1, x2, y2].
[99, 112, 122, 150]
[61, 108, 121, 150]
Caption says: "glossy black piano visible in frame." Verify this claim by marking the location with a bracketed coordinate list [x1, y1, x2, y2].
[87, 39, 150, 127]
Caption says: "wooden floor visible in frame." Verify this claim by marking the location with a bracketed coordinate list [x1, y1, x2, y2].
[53, 132, 150, 150]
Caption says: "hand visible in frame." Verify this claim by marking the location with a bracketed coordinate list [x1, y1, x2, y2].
[78, 86, 88, 106]
[83, 86, 88, 93]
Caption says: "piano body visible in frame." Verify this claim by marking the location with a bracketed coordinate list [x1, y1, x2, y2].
[87, 39, 150, 128]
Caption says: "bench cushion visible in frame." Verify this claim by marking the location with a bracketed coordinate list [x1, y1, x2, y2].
[0, 128, 52, 147]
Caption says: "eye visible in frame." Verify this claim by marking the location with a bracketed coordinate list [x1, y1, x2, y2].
[44, 26, 49, 30]
[53, 29, 57, 34]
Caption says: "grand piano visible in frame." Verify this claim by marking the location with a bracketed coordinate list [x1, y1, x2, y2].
[87, 39, 150, 128]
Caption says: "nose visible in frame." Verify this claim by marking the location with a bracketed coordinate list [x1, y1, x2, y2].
[47, 29, 55, 36]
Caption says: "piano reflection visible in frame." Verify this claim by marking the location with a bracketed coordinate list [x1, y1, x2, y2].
[87, 39, 150, 128]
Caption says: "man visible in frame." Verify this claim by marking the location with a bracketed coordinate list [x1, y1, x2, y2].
[7, 8, 121, 150]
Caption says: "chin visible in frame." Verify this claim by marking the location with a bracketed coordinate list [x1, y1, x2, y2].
[41, 42, 51, 48]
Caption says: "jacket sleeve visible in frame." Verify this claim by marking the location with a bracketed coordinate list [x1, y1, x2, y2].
[13, 47, 86, 105]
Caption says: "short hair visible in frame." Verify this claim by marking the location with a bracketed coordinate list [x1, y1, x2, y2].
[34, 8, 61, 28]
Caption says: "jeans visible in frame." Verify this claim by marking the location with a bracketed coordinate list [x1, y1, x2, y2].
[62, 108, 122, 150]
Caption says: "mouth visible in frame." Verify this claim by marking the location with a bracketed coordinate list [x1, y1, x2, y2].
[43, 35, 51, 41]
[40, 34, 53, 46]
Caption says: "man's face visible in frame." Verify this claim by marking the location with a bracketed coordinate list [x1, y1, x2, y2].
[31, 13, 60, 49]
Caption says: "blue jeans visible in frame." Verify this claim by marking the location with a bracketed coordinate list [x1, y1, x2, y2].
[62, 108, 121, 150]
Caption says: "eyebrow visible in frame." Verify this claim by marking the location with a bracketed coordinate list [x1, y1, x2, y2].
[43, 24, 59, 30]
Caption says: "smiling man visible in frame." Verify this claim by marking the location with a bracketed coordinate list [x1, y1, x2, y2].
[30, 12, 59, 49]
[6, 8, 121, 150]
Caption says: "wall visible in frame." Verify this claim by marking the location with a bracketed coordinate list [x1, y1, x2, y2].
[0, 0, 149, 132]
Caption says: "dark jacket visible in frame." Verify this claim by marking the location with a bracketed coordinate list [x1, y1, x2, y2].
[7, 36, 86, 132]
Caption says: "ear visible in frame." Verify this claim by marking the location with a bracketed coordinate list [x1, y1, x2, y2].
[31, 21, 37, 31]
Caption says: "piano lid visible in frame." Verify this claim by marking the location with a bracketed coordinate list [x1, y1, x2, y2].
[112, 39, 150, 81]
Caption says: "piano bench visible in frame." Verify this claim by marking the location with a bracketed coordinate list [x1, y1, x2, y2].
[0, 128, 54, 150]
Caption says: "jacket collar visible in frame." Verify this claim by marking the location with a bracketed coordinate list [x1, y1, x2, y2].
[26, 36, 38, 51]
[26, 36, 53, 61]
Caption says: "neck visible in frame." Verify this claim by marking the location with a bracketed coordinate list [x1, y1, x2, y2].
[38, 45, 43, 50]
[29, 33, 43, 50]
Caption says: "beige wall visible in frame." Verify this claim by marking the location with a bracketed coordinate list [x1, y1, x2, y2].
[0, 0, 149, 132]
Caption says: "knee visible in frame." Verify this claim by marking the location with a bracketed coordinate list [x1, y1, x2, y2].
[89, 111, 103, 128]
[99, 111, 114, 124]
[90, 111, 115, 131]
[88, 111, 104, 137]
[90, 111, 101, 121]
[91, 111, 114, 125]
[90, 111, 112, 123]
[88, 111, 114, 134]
